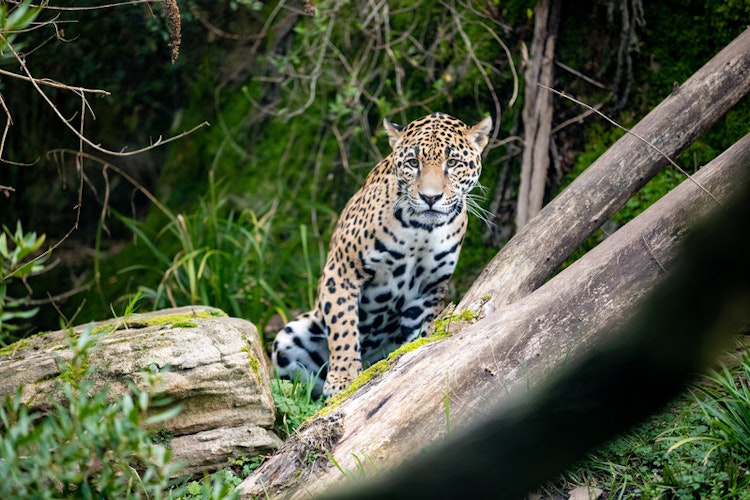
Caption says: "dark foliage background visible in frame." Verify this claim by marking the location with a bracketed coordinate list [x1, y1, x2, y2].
[1, 0, 748, 341]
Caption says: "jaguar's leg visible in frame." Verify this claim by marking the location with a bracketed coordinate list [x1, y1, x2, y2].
[399, 288, 448, 342]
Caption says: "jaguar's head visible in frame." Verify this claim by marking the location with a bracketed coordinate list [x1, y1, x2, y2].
[385, 112, 492, 227]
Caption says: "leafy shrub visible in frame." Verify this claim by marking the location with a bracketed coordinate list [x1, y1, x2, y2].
[0, 221, 49, 343]
[179, 456, 264, 500]
[0, 328, 180, 498]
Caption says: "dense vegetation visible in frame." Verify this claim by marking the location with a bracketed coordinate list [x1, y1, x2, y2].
[1, 0, 749, 497]
[3, 0, 749, 339]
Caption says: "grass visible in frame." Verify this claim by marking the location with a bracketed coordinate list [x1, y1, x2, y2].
[270, 375, 325, 440]
[111, 171, 321, 338]
[326, 450, 378, 483]
[543, 348, 750, 499]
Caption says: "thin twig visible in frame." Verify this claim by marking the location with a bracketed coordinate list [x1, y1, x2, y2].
[555, 61, 608, 89]
[1, 34, 208, 157]
[332, 124, 353, 176]
[19, 282, 94, 306]
[539, 84, 720, 205]
[551, 97, 609, 134]
[49, 149, 175, 220]
[23, 0, 160, 11]
[458, 0, 519, 108]
[641, 235, 667, 273]
[0, 93, 13, 163]
[442, 0, 502, 133]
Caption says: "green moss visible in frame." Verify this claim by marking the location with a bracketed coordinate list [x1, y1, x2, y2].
[320, 306, 481, 414]
[0, 329, 64, 357]
[0, 336, 34, 357]
[170, 320, 197, 328]
[320, 358, 391, 415]
[241, 344, 262, 384]
[90, 310, 224, 335]
[58, 359, 90, 388]
[431, 306, 480, 336]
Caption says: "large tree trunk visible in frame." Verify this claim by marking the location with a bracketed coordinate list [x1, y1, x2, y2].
[237, 28, 750, 498]
[322, 176, 750, 500]
[516, 0, 561, 228]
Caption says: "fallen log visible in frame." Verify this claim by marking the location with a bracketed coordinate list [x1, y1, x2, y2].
[323, 173, 750, 500]
[238, 27, 750, 498]
[460, 26, 750, 314]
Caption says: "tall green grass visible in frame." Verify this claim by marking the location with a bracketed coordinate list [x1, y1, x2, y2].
[270, 376, 325, 440]
[113, 173, 321, 337]
[545, 347, 750, 499]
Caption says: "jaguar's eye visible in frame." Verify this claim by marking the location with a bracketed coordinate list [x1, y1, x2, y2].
[446, 158, 459, 168]
[405, 158, 419, 168]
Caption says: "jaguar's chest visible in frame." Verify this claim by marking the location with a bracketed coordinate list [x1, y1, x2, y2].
[355, 226, 462, 361]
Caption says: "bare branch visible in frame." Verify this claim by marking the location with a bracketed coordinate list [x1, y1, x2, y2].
[24, 0, 161, 11]
[458, 0, 520, 108]
[441, 0, 503, 135]
[555, 61, 608, 89]
[49, 149, 176, 220]
[550, 96, 610, 134]
[0, 34, 208, 157]
[539, 84, 720, 204]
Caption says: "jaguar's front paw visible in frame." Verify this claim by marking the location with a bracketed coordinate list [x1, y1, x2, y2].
[323, 357, 362, 397]
[323, 374, 350, 398]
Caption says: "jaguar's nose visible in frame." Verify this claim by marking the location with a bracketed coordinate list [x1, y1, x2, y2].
[419, 192, 443, 207]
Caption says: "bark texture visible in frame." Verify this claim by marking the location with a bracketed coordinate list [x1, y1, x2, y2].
[516, 0, 561, 228]
[460, 26, 750, 315]
[237, 30, 750, 497]
[0, 306, 282, 476]
[323, 175, 750, 500]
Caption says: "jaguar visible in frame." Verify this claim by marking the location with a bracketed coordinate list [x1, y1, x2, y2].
[272, 112, 492, 397]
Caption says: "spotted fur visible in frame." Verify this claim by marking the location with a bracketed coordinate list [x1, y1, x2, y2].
[272, 112, 492, 397]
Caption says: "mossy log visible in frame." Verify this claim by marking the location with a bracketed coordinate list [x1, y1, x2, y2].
[324, 171, 750, 500]
[0, 306, 282, 476]
[237, 28, 750, 499]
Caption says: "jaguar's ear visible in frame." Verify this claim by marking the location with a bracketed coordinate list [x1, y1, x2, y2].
[467, 116, 493, 152]
[383, 119, 404, 149]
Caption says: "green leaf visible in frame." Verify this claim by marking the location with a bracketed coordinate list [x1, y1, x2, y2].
[186, 481, 202, 496]
[0, 233, 8, 260]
